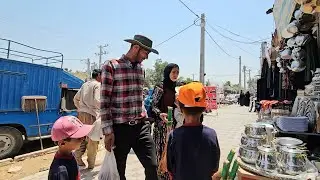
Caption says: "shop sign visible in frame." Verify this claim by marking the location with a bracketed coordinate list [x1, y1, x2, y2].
[204, 86, 217, 110]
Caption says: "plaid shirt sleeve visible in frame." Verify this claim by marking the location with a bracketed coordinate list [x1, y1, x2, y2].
[100, 62, 114, 135]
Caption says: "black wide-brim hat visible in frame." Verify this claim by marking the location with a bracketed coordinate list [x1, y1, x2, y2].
[124, 35, 159, 55]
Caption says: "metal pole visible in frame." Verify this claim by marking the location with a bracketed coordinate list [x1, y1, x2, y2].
[199, 13, 205, 84]
[239, 56, 241, 92]
[243, 65, 247, 91]
[35, 99, 44, 150]
[99, 46, 102, 68]
[7, 40, 11, 59]
[87, 58, 91, 78]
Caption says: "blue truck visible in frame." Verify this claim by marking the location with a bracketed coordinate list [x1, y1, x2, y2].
[0, 39, 83, 159]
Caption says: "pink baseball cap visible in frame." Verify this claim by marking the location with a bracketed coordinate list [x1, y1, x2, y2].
[51, 116, 93, 141]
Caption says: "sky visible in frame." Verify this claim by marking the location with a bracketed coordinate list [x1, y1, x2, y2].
[0, 0, 275, 85]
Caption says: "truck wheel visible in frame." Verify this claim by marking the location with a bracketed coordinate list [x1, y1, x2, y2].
[0, 126, 23, 159]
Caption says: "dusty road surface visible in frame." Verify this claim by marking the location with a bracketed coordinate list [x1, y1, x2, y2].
[0, 105, 256, 180]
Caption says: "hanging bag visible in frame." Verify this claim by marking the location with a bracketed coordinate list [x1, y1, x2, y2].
[98, 150, 120, 180]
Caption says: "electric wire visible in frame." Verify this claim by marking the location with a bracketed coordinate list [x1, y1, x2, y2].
[155, 18, 199, 47]
[205, 29, 237, 59]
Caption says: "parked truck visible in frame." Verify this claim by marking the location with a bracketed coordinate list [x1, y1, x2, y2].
[0, 39, 84, 159]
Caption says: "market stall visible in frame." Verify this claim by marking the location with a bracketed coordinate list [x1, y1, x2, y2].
[239, 0, 320, 179]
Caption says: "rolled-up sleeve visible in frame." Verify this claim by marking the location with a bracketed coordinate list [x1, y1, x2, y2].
[100, 62, 114, 135]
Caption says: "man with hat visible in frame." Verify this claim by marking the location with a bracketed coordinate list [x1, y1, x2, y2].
[101, 35, 159, 180]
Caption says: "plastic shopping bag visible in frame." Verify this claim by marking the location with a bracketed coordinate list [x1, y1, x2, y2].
[87, 118, 103, 141]
[98, 150, 120, 180]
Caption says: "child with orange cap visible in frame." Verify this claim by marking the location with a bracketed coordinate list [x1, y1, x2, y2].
[167, 82, 221, 180]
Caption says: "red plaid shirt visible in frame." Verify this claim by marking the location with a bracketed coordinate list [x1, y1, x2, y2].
[100, 56, 145, 135]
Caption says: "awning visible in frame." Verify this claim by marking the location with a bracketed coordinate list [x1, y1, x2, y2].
[273, 0, 297, 40]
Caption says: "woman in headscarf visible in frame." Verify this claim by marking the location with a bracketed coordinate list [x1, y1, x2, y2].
[151, 63, 179, 179]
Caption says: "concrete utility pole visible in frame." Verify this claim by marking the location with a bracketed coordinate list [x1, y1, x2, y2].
[91, 62, 98, 71]
[85, 58, 91, 78]
[248, 69, 251, 82]
[199, 13, 205, 84]
[243, 65, 247, 91]
[239, 56, 242, 92]
[96, 44, 108, 68]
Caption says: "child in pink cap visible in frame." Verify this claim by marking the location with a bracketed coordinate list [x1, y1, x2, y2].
[48, 116, 93, 180]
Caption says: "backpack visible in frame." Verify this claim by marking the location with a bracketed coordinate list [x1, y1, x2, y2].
[144, 89, 154, 117]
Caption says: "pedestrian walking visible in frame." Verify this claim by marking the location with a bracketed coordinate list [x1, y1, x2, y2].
[150, 63, 179, 179]
[167, 82, 221, 180]
[48, 116, 93, 180]
[101, 35, 159, 180]
[73, 69, 102, 169]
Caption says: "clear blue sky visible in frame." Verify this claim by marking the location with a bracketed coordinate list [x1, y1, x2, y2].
[0, 0, 274, 85]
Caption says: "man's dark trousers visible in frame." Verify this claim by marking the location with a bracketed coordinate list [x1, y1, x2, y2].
[113, 121, 158, 180]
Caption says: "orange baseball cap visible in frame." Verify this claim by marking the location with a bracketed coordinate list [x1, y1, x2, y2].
[177, 82, 207, 107]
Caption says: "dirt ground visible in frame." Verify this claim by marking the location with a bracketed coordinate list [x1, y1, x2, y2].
[0, 152, 54, 180]
[0, 142, 105, 180]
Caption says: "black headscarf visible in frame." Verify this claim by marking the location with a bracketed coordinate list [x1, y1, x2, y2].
[163, 63, 179, 90]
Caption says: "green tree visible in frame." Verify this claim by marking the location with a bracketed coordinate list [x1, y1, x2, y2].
[144, 59, 168, 87]
[144, 69, 154, 88]
[224, 81, 231, 87]
[151, 59, 168, 85]
[185, 77, 193, 84]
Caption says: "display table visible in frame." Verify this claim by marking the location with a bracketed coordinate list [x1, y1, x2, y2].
[237, 167, 273, 180]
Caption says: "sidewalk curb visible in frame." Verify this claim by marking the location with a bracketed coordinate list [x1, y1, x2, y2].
[0, 158, 14, 167]
[13, 146, 58, 162]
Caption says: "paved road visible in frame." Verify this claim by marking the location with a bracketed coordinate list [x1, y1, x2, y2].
[20, 105, 256, 180]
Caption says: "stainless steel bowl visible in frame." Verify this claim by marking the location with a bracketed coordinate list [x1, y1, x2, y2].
[240, 134, 266, 149]
[244, 123, 275, 139]
[244, 123, 268, 138]
[278, 146, 307, 175]
[239, 146, 258, 164]
[255, 145, 277, 173]
[272, 137, 305, 152]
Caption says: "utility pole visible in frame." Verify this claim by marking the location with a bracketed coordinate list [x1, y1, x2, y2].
[192, 73, 195, 81]
[96, 44, 108, 68]
[85, 58, 91, 78]
[199, 13, 205, 84]
[91, 62, 98, 71]
[243, 65, 247, 91]
[248, 69, 251, 82]
[239, 56, 242, 92]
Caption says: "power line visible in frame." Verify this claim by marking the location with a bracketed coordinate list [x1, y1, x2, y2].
[175, 0, 270, 44]
[205, 29, 237, 59]
[232, 43, 259, 58]
[211, 23, 271, 43]
[207, 23, 268, 45]
[207, 74, 238, 77]
[155, 19, 199, 47]
[64, 59, 87, 61]
[206, 22, 260, 58]
[213, 24, 254, 41]
[177, 0, 199, 18]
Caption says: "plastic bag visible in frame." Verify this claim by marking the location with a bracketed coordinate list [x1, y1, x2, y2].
[87, 118, 103, 141]
[98, 150, 120, 180]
